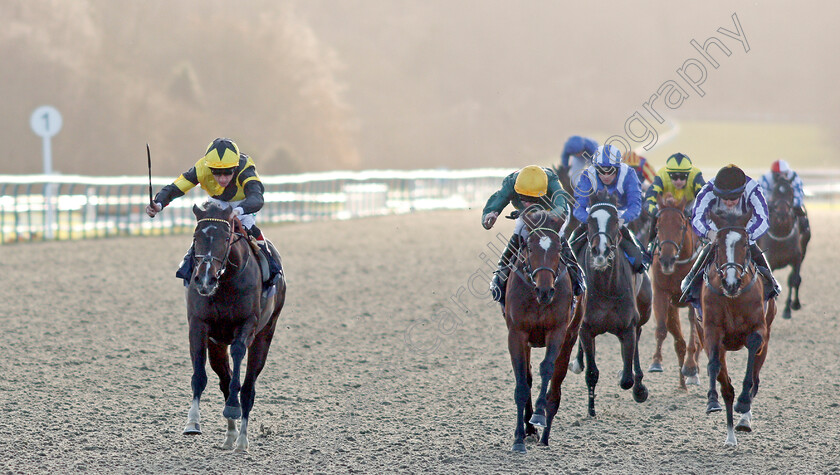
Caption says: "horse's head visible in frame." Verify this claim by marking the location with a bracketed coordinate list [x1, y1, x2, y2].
[655, 192, 689, 274]
[191, 202, 235, 297]
[709, 208, 754, 297]
[768, 176, 795, 234]
[522, 208, 565, 304]
[586, 190, 620, 271]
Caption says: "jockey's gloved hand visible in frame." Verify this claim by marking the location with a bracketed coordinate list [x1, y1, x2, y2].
[146, 201, 162, 218]
[232, 207, 244, 217]
[706, 230, 717, 241]
[618, 217, 626, 228]
[482, 212, 499, 230]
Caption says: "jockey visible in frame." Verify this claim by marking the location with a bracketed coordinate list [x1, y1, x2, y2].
[760, 159, 810, 235]
[568, 144, 648, 273]
[482, 165, 586, 309]
[558, 135, 599, 188]
[622, 150, 657, 192]
[643, 153, 706, 250]
[680, 164, 781, 306]
[145, 137, 282, 290]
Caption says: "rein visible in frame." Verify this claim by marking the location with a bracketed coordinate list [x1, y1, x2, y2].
[703, 226, 758, 298]
[193, 216, 247, 280]
[514, 226, 566, 290]
[651, 206, 697, 265]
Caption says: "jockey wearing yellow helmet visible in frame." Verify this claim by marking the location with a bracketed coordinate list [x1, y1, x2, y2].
[145, 138, 282, 291]
[482, 165, 585, 309]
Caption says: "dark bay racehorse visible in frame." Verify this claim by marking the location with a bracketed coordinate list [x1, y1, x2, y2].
[570, 191, 652, 417]
[647, 193, 704, 388]
[702, 209, 775, 446]
[758, 175, 810, 319]
[182, 202, 286, 452]
[505, 209, 583, 453]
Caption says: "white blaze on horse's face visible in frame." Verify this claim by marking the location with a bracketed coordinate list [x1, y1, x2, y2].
[202, 225, 216, 244]
[539, 235, 552, 251]
[724, 231, 740, 287]
[591, 209, 611, 255]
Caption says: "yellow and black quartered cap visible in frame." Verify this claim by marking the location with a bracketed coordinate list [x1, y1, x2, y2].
[203, 138, 240, 169]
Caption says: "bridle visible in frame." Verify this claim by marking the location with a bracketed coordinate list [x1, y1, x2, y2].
[704, 225, 757, 298]
[652, 206, 698, 265]
[587, 203, 619, 264]
[192, 216, 243, 281]
[515, 226, 566, 289]
[767, 195, 797, 241]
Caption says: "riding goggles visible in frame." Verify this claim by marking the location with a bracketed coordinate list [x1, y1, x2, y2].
[210, 168, 235, 176]
[668, 172, 689, 181]
[712, 184, 745, 200]
[595, 165, 617, 176]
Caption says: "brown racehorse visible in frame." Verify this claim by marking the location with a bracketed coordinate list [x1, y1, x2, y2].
[702, 208, 776, 446]
[182, 202, 286, 452]
[569, 191, 652, 418]
[758, 175, 810, 319]
[505, 209, 583, 453]
[647, 193, 704, 388]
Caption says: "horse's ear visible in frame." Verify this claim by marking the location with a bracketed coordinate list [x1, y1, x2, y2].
[193, 203, 202, 217]
[710, 209, 725, 229]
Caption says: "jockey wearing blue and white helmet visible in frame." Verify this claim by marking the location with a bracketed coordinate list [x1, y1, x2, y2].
[569, 144, 648, 273]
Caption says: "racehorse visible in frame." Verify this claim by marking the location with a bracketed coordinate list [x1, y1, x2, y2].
[505, 209, 583, 453]
[647, 193, 704, 388]
[182, 202, 286, 452]
[758, 175, 809, 319]
[702, 208, 776, 446]
[569, 190, 652, 417]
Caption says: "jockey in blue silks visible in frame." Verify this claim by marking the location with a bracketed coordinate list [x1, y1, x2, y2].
[568, 144, 649, 273]
[680, 164, 781, 307]
[559, 135, 599, 188]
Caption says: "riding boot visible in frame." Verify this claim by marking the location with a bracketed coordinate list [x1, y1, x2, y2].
[175, 243, 195, 287]
[560, 238, 586, 296]
[646, 213, 658, 257]
[258, 241, 283, 289]
[491, 234, 522, 309]
[679, 243, 713, 306]
[795, 205, 810, 234]
[619, 225, 648, 273]
[751, 243, 781, 301]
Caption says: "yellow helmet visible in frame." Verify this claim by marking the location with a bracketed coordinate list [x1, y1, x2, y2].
[514, 165, 548, 197]
[203, 138, 240, 169]
[665, 153, 692, 172]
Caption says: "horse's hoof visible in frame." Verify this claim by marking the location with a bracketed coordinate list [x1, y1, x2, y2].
[223, 405, 242, 420]
[618, 371, 634, 390]
[569, 360, 583, 374]
[736, 412, 752, 432]
[648, 362, 663, 373]
[529, 414, 547, 428]
[782, 309, 792, 319]
[512, 442, 527, 454]
[525, 433, 539, 443]
[681, 365, 698, 377]
[633, 385, 649, 403]
[706, 401, 722, 414]
[183, 423, 201, 435]
[537, 441, 549, 448]
[588, 408, 596, 418]
[685, 375, 700, 386]
[791, 301, 801, 311]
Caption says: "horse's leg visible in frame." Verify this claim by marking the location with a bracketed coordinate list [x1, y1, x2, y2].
[184, 320, 209, 435]
[208, 340, 237, 449]
[790, 260, 803, 311]
[617, 325, 636, 391]
[705, 340, 723, 414]
[569, 340, 584, 374]
[683, 307, 701, 386]
[738, 330, 770, 433]
[541, 295, 584, 447]
[734, 331, 763, 415]
[508, 330, 530, 453]
[579, 326, 599, 417]
[648, 292, 669, 373]
[223, 321, 257, 421]
[718, 355, 737, 446]
[666, 304, 688, 389]
[530, 328, 565, 430]
[632, 325, 649, 403]
[523, 347, 538, 442]
[235, 323, 279, 453]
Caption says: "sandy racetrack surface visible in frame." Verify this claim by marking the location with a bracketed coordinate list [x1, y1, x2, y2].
[1, 209, 839, 474]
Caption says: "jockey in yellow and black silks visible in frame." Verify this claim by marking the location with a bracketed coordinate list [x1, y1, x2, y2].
[643, 153, 705, 252]
[145, 138, 282, 291]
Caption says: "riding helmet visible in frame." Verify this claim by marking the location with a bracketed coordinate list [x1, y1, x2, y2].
[203, 138, 240, 169]
[665, 153, 693, 172]
[712, 164, 747, 199]
[514, 165, 548, 197]
[593, 144, 622, 168]
[771, 159, 792, 177]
